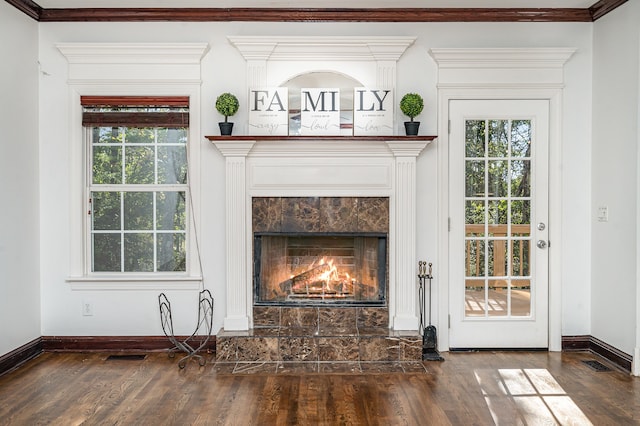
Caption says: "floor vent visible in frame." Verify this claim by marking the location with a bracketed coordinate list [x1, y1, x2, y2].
[106, 354, 147, 361]
[582, 360, 612, 372]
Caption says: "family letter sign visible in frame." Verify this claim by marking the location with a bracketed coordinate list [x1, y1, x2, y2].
[353, 88, 393, 136]
[248, 87, 289, 136]
[300, 88, 341, 136]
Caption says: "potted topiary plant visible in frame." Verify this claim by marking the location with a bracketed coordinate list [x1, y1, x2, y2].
[215, 92, 239, 136]
[400, 93, 424, 136]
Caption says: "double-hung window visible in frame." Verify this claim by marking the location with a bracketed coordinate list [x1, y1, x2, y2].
[82, 96, 190, 273]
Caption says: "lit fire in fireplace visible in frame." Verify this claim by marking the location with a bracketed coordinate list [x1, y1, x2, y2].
[254, 233, 386, 305]
[279, 257, 364, 300]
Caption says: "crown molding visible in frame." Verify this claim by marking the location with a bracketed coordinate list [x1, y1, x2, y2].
[43, 7, 594, 22]
[7, 1, 631, 22]
[34, 7, 594, 22]
[4, 0, 41, 20]
[7, 0, 629, 23]
[589, 0, 628, 20]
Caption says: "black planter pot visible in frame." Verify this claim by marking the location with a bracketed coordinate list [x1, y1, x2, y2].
[219, 122, 234, 136]
[404, 121, 420, 136]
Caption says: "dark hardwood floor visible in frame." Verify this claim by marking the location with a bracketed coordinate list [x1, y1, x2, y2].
[0, 351, 638, 425]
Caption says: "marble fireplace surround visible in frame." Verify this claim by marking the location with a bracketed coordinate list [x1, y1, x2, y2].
[252, 196, 389, 306]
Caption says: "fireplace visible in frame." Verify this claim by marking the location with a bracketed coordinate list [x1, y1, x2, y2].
[254, 232, 387, 306]
[211, 135, 431, 333]
[252, 196, 389, 307]
[211, 136, 431, 363]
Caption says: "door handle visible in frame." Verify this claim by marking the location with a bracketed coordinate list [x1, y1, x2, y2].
[536, 240, 548, 249]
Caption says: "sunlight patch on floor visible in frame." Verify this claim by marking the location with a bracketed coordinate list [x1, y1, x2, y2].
[475, 368, 593, 425]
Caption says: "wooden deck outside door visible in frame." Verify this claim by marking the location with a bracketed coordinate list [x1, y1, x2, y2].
[449, 99, 550, 349]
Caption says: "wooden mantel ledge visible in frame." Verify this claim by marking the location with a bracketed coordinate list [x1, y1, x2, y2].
[205, 135, 437, 142]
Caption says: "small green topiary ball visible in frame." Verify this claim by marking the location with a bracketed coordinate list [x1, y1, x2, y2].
[400, 93, 424, 121]
[215, 93, 239, 122]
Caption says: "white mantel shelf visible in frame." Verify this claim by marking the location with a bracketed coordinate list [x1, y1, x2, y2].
[205, 135, 436, 141]
[206, 135, 437, 157]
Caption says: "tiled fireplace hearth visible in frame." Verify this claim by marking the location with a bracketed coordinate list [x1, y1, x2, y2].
[215, 306, 425, 373]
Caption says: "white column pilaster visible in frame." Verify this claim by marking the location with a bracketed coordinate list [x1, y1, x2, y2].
[212, 141, 255, 331]
[387, 140, 429, 330]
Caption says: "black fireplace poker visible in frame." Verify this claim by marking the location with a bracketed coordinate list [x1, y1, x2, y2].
[418, 261, 444, 362]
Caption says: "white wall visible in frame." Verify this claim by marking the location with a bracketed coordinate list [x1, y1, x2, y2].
[37, 21, 593, 338]
[591, 1, 640, 356]
[0, 3, 41, 356]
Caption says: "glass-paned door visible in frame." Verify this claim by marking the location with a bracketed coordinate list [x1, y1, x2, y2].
[449, 100, 549, 348]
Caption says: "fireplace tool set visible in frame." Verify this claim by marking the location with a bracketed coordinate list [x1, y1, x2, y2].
[418, 261, 444, 361]
[158, 289, 214, 368]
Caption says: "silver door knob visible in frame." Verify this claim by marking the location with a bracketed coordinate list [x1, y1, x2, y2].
[536, 240, 547, 249]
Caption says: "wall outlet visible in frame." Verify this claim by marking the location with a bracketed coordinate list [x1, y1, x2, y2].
[597, 206, 609, 222]
[82, 300, 93, 316]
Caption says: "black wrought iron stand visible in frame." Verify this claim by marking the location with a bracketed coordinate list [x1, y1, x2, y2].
[418, 261, 444, 361]
[158, 289, 214, 369]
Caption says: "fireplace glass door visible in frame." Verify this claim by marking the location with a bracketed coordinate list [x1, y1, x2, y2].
[254, 233, 387, 306]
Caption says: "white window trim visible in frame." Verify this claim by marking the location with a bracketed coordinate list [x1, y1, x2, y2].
[58, 43, 209, 290]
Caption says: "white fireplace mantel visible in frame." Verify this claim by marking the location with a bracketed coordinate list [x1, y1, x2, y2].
[209, 136, 434, 331]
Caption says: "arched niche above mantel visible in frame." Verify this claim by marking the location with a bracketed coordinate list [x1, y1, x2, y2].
[227, 35, 416, 89]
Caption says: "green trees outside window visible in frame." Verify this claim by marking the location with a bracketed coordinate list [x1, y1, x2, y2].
[464, 119, 532, 280]
[89, 109, 188, 273]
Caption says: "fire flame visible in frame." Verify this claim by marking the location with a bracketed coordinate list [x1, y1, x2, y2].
[285, 256, 358, 297]
[321, 258, 336, 289]
[315, 257, 351, 293]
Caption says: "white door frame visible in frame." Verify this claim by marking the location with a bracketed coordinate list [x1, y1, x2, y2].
[438, 88, 562, 352]
[429, 48, 576, 352]
[448, 99, 550, 348]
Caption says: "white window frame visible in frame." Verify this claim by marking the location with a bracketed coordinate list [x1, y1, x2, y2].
[58, 43, 209, 290]
[86, 121, 190, 275]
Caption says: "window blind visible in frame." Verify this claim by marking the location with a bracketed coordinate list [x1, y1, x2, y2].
[81, 96, 189, 127]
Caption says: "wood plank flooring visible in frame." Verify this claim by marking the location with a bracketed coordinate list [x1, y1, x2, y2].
[0, 351, 638, 425]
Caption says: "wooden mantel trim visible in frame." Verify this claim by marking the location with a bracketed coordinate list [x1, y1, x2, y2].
[6, 0, 629, 23]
